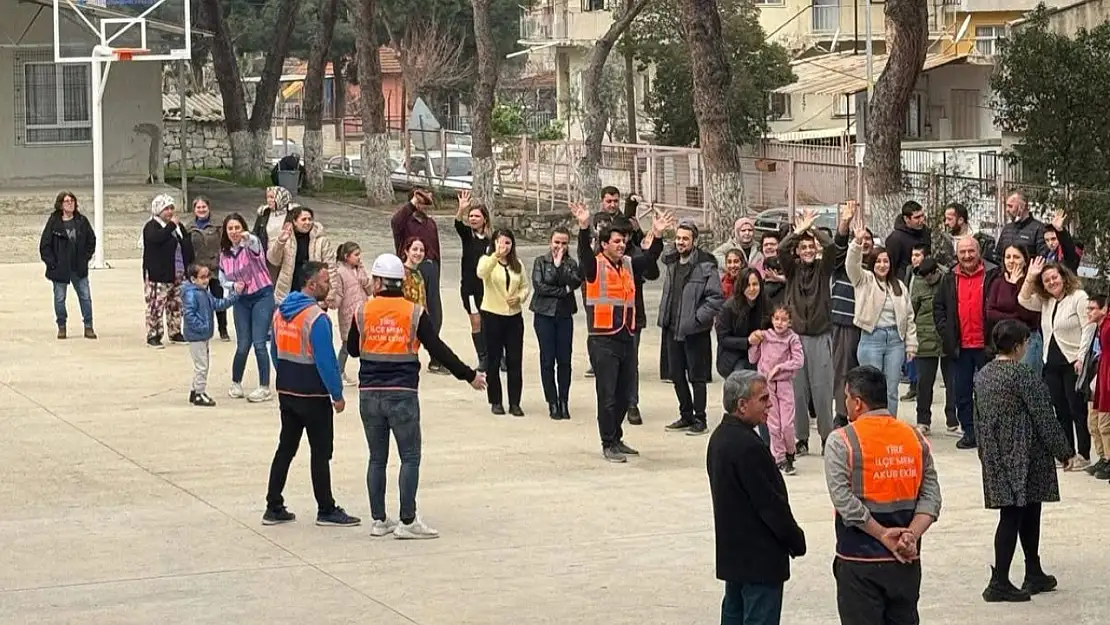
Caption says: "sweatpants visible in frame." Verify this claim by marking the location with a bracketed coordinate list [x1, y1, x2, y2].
[1089, 411, 1110, 460]
[794, 332, 834, 445]
[832, 324, 861, 421]
[767, 379, 797, 463]
[189, 341, 210, 393]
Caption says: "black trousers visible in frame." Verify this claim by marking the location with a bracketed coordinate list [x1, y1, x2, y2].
[266, 394, 336, 513]
[420, 259, 443, 364]
[588, 333, 635, 448]
[833, 558, 921, 625]
[481, 311, 524, 407]
[914, 357, 957, 427]
[1044, 361, 1090, 459]
[665, 329, 711, 424]
[207, 275, 228, 335]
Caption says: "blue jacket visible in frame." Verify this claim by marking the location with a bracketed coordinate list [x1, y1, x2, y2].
[270, 291, 344, 402]
[182, 282, 237, 342]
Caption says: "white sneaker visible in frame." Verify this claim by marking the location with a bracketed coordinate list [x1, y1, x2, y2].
[247, 387, 273, 403]
[394, 517, 439, 540]
[228, 383, 245, 399]
[369, 518, 397, 537]
[342, 374, 357, 387]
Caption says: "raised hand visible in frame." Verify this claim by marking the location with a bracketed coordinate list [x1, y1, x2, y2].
[457, 190, 471, 211]
[854, 225, 870, 245]
[651, 208, 675, 235]
[279, 222, 293, 244]
[1052, 209, 1065, 231]
[840, 200, 858, 224]
[1028, 255, 1046, 277]
[570, 202, 591, 229]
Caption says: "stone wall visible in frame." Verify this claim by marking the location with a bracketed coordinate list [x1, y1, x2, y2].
[163, 121, 233, 170]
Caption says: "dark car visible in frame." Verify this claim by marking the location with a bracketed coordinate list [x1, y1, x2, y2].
[754, 205, 841, 236]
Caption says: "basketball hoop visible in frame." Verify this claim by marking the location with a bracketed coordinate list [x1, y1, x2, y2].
[91, 44, 149, 62]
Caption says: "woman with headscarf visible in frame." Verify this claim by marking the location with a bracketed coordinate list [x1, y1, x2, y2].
[142, 194, 194, 348]
[974, 319, 1075, 602]
[253, 186, 298, 279]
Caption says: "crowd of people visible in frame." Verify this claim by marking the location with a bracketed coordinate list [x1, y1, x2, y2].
[36, 183, 1110, 621]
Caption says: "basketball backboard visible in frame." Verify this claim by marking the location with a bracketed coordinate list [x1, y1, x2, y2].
[53, 0, 192, 64]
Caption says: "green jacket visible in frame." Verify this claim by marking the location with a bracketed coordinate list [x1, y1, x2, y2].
[911, 272, 944, 358]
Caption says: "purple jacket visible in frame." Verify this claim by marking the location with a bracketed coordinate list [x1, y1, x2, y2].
[748, 328, 804, 381]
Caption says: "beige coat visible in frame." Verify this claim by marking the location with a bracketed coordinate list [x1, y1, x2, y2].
[267, 222, 332, 303]
[1019, 284, 1090, 363]
[846, 241, 918, 351]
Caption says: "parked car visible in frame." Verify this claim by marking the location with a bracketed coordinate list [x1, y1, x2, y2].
[324, 155, 401, 178]
[754, 205, 841, 235]
[391, 151, 502, 195]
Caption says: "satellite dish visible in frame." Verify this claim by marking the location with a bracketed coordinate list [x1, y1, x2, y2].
[953, 15, 971, 44]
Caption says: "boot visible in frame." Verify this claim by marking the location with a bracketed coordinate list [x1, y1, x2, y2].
[559, 401, 571, 420]
[982, 566, 1031, 602]
[472, 332, 487, 372]
[548, 402, 560, 419]
[1022, 557, 1058, 594]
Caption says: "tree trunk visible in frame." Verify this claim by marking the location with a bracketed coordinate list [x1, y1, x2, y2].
[244, 0, 304, 179]
[470, 0, 499, 208]
[862, 0, 927, 237]
[348, 0, 394, 205]
[576, 0, 651, 209]
[304, 0, 341, 190]
[199, 0, 251, 178]
[680, 0, 746, 237]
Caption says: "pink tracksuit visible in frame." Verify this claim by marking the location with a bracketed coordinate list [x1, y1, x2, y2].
[749, 328, 805, 462]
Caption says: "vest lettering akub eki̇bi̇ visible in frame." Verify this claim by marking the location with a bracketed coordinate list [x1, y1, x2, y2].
[356, 297, 423, 362]
[834, 416, 927, 562]
[584, 255, 637, 336]
[272, 306, 328, 397]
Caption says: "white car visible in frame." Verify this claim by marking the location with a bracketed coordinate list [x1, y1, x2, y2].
[391, 151, 502, 195]
[324, 155, 400, 179]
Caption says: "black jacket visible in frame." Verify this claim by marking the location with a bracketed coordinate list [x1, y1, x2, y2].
[529, 252, 583, 317]
[658, 247, 724, 339]
[885, 218, 932, 284]
[142, 219, 194, 283]
[934, 261, 1000, 358]
[715, 299, 768, 378]
[1044, 227, 1081, 273]
[707, 415, 806, 584]
[997, 214, 1047, 260]
[40, 211, 95, 282]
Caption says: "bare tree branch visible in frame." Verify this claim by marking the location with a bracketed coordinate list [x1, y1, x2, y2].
[392, 17, 475, 100]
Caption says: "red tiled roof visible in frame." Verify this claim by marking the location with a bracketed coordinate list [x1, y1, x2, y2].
[282, 47, 402, 77]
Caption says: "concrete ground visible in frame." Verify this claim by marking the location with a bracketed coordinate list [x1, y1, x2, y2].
[3, 186, 1110, 624]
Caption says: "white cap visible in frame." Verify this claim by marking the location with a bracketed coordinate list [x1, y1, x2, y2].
[370, 253, 406, 280]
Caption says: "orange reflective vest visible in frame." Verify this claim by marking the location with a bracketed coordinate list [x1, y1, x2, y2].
[356, 296, 423, 363]
[584, 255, 636, 336]
[272, 306, 328, 396]
[833, 416, 927, 561]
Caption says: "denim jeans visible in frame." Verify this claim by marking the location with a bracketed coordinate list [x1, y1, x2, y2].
[533, 313, 574, 404]
[1023, 330, 1044, 378]
[721, 581, 784, 625]
[360, 390, 422, 524]
[232, 287, 274, 386]
[856, 326, 906, 416]
[52, 276, 93, 328]
[951, 347, 987, 437]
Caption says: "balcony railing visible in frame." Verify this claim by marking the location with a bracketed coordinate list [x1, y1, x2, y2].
[520, 7, 570, 42]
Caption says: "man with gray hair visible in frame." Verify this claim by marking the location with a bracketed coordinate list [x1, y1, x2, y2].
[708, 370, 807, 624]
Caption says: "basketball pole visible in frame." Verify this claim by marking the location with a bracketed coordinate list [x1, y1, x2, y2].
[91, 54, 106, 269]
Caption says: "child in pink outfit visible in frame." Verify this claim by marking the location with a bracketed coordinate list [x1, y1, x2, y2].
[328, 241, 373, 385]
[749, 305, 805, 475]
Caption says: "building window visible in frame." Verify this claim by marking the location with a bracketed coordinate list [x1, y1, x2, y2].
[974, 25, 1005, 56]
[768, 93, 792, 120]
[832, 94, 856, 118]
[754, 0, 785, 4]
[811, 0, 839, 34]
[581, 0, 608, 11]
[18, 61, 92, 145]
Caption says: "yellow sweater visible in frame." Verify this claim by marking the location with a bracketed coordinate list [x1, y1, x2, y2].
[476, 254, 531, 316]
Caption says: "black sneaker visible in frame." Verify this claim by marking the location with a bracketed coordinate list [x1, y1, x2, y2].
[626, 405, 643, 425]
[585, 367, 595, 378]
[796, 440, 809, 457]
[190, 391, 216, 407]
[783, 454, 797, 476]
[169, 333, 187, 344]
[686, 421, 708, 436]
[428, 362, 447, 375]
[57, 327, 66, 340]
[316, 506, 361, 527]
[218, 330, 231, 342]
[614, 441, 639, 456]
[1096, 464, 1110, 480]
[603, 447, 627, 463]
[147, 337, 165, 349]
[956, 434, 977, 450]
[262, 507, 296, 525]
[1085, 458, 1106, 475]
[491, 404, 506, 415]
[983, 571, 1031, 603]
[1022, 572, 1058, 595]
[509, 405, 525, 417]
[900, 387, 918, 401]
[665, 418, 692, 432]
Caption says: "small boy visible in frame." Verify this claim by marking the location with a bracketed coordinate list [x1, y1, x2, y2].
[1081, 295, 1107, 477]
[182, 263, 240, 406]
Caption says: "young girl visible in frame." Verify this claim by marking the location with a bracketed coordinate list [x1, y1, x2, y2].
[401, 237, 427, 306]
[748, 304, 805, 475]
[182, 263, 239, 406]
[328, 241, 373, 385]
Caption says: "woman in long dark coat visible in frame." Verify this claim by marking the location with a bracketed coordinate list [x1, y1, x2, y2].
[973, 319, 1075, 604]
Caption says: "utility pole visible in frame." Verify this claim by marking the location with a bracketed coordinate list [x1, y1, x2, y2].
[623, 0, 639, 192]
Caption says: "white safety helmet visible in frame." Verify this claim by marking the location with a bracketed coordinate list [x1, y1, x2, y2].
[370, 253, 406, 280]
